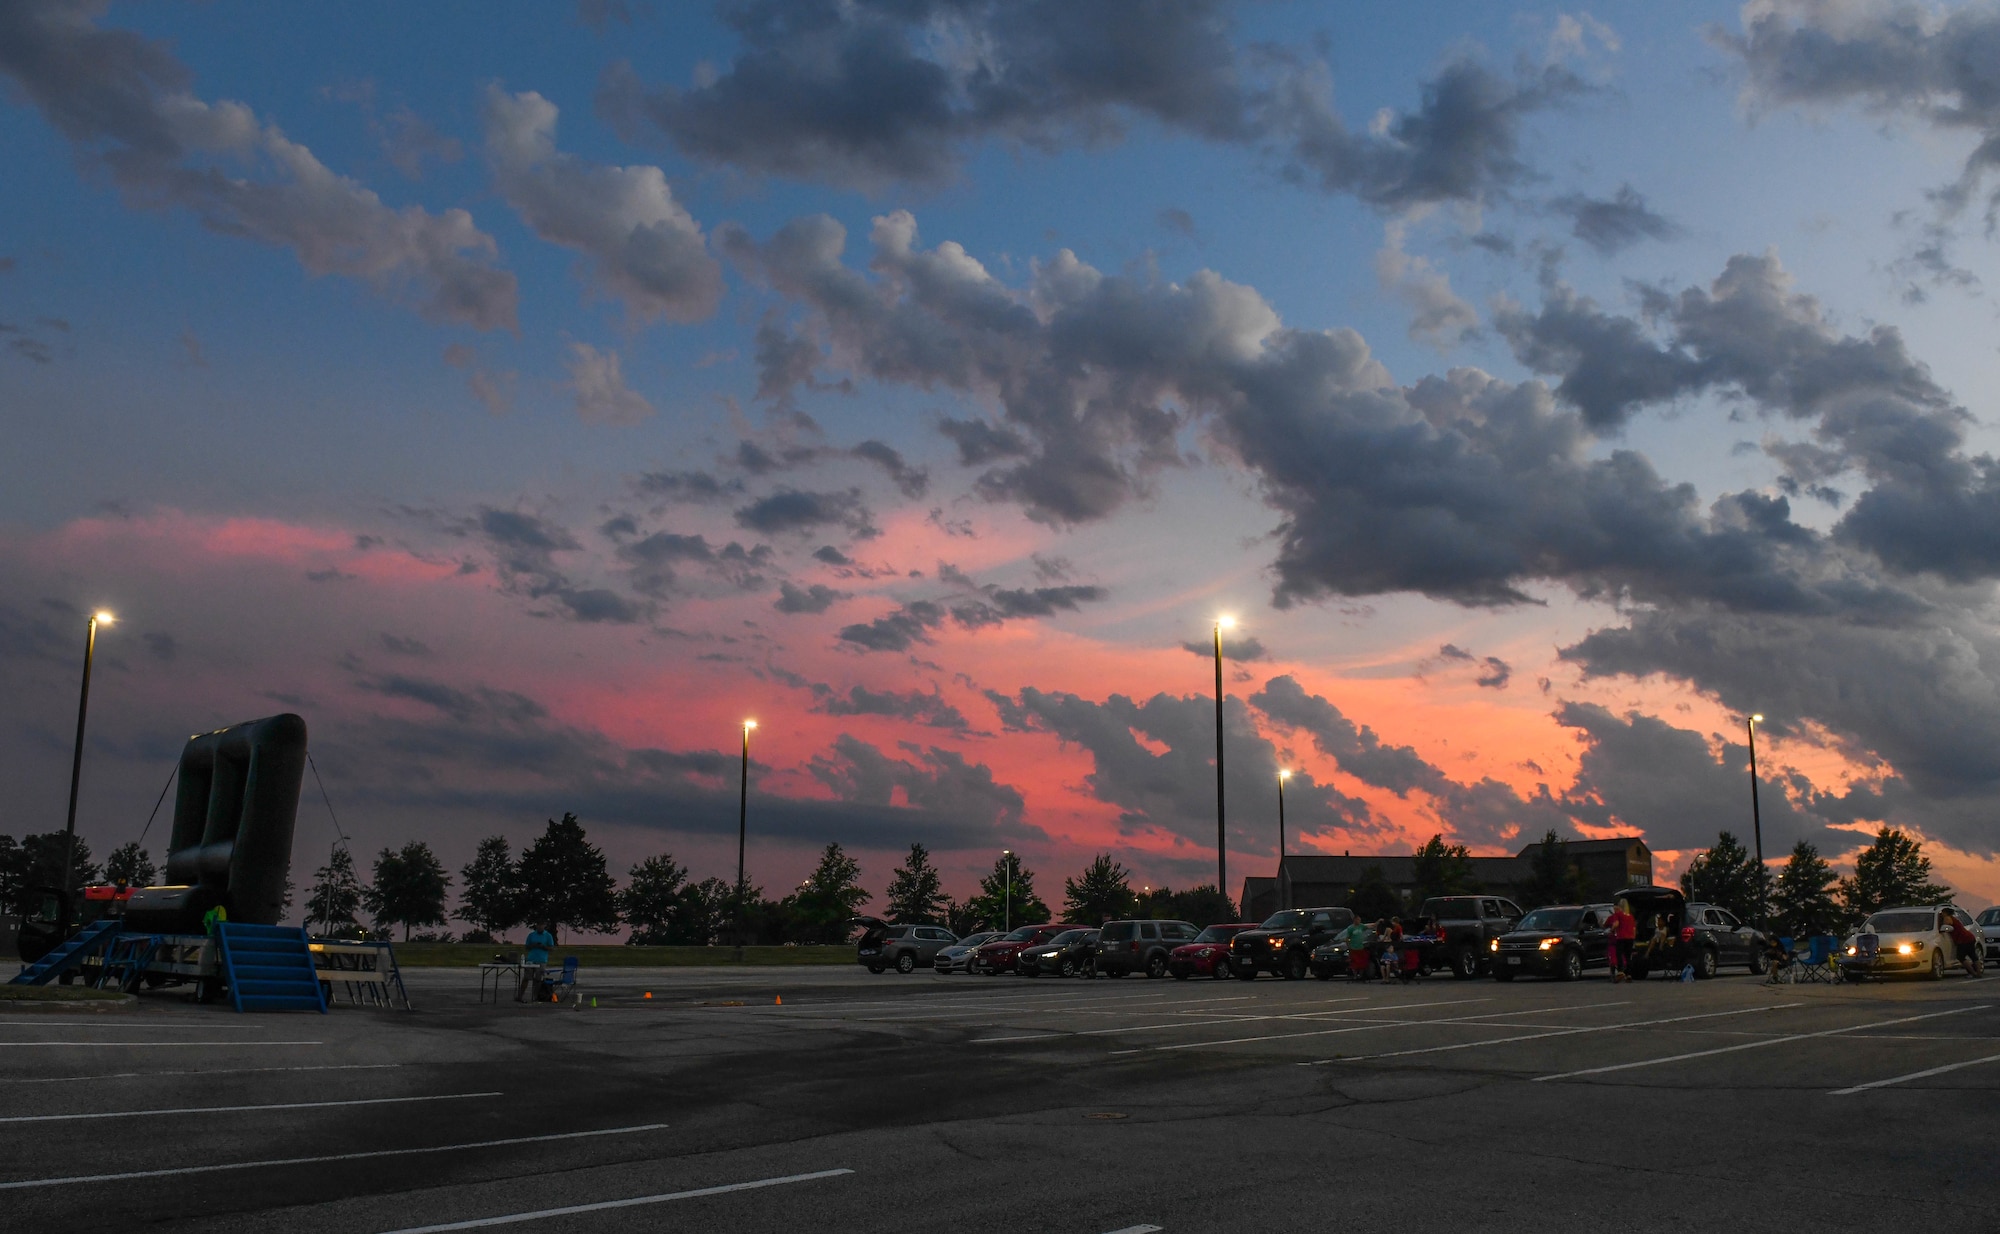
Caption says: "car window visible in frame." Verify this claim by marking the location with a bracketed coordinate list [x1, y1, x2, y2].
[1310, 912, 1331, 929]
[1864, 910, 1936, 934]
[1330, 909, 1354, 927]
[1140, 923, 1159, 940]
[1100, 922, 1133, 942]
[1421, 898, 1481, 921]
[1580, 910, 1600, 929]
[1715, 909, 1740, 930]
[1481, 900, 1502, 918]
[1499, 901, 1522, 918]
[1165, 923, 1196, 940]
[1979, 909, 2000, 926]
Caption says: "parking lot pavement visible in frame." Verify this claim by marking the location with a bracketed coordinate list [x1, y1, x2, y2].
[3, 966, 1996, 1232]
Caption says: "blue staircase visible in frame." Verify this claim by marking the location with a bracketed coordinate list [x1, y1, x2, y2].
[96, 934, 164, 993]
[8, 918, 122, 986]
[216, 923, 327, 1013]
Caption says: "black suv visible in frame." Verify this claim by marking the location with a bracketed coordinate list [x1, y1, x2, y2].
[1686, 901, 1770, 975]
[1231, 907, 1353, 980]
[1619, 886, 1711, 979]
[1420, 895, 1525, 978]
[1096, 919, 1200, 977]
[1491, 904, 1613, 981]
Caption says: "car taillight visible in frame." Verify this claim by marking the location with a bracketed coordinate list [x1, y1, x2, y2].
[1680, 927, 1696, 943]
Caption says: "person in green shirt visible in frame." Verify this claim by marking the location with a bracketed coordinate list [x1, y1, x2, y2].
[1341, 918, 1371, 979]
[518, 923, 555, 1002]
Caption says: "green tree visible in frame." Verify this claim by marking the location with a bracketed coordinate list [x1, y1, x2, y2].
[103, 841, 157, 887]
[1409, 835, 1479, 903]
[1063, 853, 1137, 924]
[457, 835, 522, 938]
[1135, 884, 1237, 927]
[1839, 827, 1952, 923]
[1345, 864, 1402, 922]
[1770, 840, 1840, 938]
[20, 832, 97, 897]
[1680, 831, 1769, 921]
[784, 842, 873, 943]
[960, 853, 1049, 930]
[1516, 830, 1584, 909]
[885, 843, 947, 924]
[0, 834, 23, 915]
[305, 845, 363, 936]
[361, 842, 450, 941]
[516, 813, 620, 941]
[621, 853, 709, 945]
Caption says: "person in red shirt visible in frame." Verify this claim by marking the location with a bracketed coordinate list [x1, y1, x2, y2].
[1607, 900, 1638, 983]
[1943, 910, 1981, 976]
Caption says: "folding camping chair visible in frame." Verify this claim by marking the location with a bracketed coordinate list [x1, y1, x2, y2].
[1795, 934, 1839, 983]
[541, 956, 580, 1003]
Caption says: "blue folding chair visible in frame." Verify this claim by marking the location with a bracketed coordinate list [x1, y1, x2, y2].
[541, 956, 579, 1003]
[1797, 935, 1839, 983]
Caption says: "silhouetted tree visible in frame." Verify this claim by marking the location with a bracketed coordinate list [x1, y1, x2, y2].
[784, 842, 872, 943]
[1064, 853, 1137, 923]
[18, 832, 96, 898]
[621, 853, 714, 945]
[1135, 884, 1237, 926]
[1409, 835, 1479, 904]
[1516, 831, 1584, 909]
[305, 845, 363, 936]
[103, 841, 157, 887]
[961, 853, 1048, 930]
[457, 835, 522, 938]
[362, 842, 449, 941]
[1771, 840, 1840, 938]
[1345, 864, 1402, 921]
[1839, 827, 1951, 924]
[885, 843, 947, 924]
[516, 813, 619, 941]
[1681, 831, 1768, 921]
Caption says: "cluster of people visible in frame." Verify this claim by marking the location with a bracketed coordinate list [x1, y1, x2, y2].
[1341, 914, 1441, 982]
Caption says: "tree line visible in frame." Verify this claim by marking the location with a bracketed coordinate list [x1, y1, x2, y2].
[1679, 825, 1952, 936]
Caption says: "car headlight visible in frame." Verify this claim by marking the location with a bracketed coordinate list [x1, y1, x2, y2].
[1538, 939, 1556, 950]
[1846, 946, 1857, 955]
[1897, 942, 1915, 955]
[1489, 939, 1499, 952]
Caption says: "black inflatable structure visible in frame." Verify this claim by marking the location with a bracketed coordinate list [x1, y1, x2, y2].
[122, 713, 308, 935]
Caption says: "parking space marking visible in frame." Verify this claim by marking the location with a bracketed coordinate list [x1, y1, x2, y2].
[1114, 998, 1496, 1054]
[0, 1123, 673, 1190]
[1535, 1005, 1987, 1082]
[0, 1021, 270, 1029]
[0, 1091, 499, 1124]
[0, 1062, 403, 1085]
[374, 1168, 855, 1232]
[1102, 1226, 1165, 1233]
[1829, 1051, 2000, 1095]
[1339, 1004, 1798, 1063]
[0, 1040, 323, 1048]
[970, 998, 1370, 1044]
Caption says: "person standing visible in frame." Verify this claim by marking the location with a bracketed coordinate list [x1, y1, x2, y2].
[518, 923, 554, 1003]
[1607, 899, 1637, 983]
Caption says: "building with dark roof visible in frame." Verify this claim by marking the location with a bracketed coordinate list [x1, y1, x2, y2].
[1240, 836, 1651, 916]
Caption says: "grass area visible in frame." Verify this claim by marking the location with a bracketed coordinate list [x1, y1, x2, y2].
[391, 942, 858, 968]
[0, 983, 133, 1002]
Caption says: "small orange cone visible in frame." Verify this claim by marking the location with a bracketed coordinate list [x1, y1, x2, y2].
[643, 991, 652, 999]
[774, 995, 783, 1005]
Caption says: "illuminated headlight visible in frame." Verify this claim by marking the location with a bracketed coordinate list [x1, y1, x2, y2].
[1489, 939, 1499, 952]
[1897, 942, 1915, 955]
[1846, 946, 1857, 955]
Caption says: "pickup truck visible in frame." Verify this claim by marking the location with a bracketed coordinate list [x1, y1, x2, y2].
[1230, 907, 1354, 980]
[1419, 895, 1525, 978]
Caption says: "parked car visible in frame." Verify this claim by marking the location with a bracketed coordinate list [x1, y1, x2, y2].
[1230, 907, 1353, 980]
[1020, 929, 1101, 977]
[1619, 886, 1710, 979]
[1096, 919, 1201, 978]
[853, 918, 959, 974]
[1490, 904, 1613, 981]
[1841, 905, 1986, 980]
[1686, 901, 1771, 975]
[932, 931, 1002, 974]
[1420, 895, 1525, 978]
[973, 924, 1083, 975]
[1977, 907, 2000, 960]
[1168, 924, 1258, 979]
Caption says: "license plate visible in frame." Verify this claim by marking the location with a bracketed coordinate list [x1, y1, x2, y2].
[1506, 957, 1521, 965]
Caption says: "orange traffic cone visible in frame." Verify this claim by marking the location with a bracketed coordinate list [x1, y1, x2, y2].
[643, 991, 652, 999]
[774, 995, 782, 1005]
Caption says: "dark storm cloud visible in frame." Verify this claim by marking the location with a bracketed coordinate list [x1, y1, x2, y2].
[1549, 184, 1679, 254]
[998, 685, 1376, 852]
[948, 584, 1107, 628]
[609, 528, 774, 597]
[733, 486, 879, 538]
[1179, 634, 1268, 663]
[939, 417, 1030, 466]
[773, 580, 846, 614]
[837, 600, 945, 652]
[806, 735, 1037, 840]
[812, 545, 854, 566]
[808, 684, 969, 732]
[634, 469, 744, 504]
[1719, 0, 2000, 225]
[463, 507, 651, 624]
[1437, 643, 1511, 689]
[0, 0, 517, 329]
[600, 1, 1571, 214]
[851, 439, 929, 498]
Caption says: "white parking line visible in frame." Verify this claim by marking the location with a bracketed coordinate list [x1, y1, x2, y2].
[1102, 1226, 1165, 1233]
[1830, 1051, 2000, 1095]
[0, 1063, 402, 1085]
[1114, 998, 1495, 1054]
[375, 1168, 856, 1232]
[0, 1123, 672, 1190]
[1338, 1004, 1798, 1063]
[0, 1040, 322, 1048]
[0, 1091, 499, 1124]
[1535, 1005, 1987, 1082]
[0, 1021, 269, 1029]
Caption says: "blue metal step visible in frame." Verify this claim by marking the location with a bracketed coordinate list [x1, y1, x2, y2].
[216, 923, 326, 1013]
[8, 918, 122, 986]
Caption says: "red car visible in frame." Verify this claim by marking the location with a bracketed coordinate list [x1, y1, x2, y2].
[1168, 923, 1260, 979]
[973, 924, 1085, 975]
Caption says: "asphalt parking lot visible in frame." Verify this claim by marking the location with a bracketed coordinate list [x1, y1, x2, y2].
[3, 962, 1997, 1232]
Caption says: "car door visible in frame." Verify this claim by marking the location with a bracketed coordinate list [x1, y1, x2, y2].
[1710, 908, 1752, 964]
[1578, 908, 1608, 967]
[1480, 899, 1505, 943]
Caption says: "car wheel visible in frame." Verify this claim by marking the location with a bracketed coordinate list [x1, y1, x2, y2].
[1493, 969, 1515, 982]
[896, 952, 917, 974]
[1212, 958, 1233, 980]
[1452, 948, 1480, 979]
[1283, 952, 1307, 981]
[1931, 950, 1946, 980]
[867, 962, 886, 974]
[1146, 954, 1169, 980]
[1061, 959, 1079, 978]
[1559, 950, 1582, 982]
[1694, 947, 1718, 980]
[1748, 948, 1768, 976]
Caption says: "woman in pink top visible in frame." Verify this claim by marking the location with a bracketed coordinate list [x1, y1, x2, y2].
[1608, 901, 1638, 983]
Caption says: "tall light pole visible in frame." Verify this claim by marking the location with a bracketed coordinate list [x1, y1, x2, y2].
[61, 611, 114, 902]
[1277, 769, 1291, 912]
[1213, 615, 1234, 905]
[1003, 849, 1014, 933]
[1747, 713, 1765, 922]
[735, 719, 755, 961]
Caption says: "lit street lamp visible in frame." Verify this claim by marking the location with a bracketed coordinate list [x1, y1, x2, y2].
[1277, 769, 1291, 912]
[735, 719, 755, 961]
[1747, 713, 1765, 922]
[1003, 849, 1014, 932]
[61, 611, 114, 900]
[1213, 615, 1234, 904]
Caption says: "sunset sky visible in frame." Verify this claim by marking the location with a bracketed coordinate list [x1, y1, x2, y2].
[6, 0, 2000, 917]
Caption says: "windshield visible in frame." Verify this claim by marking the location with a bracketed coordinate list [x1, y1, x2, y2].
[1980, 909, 2000, 926]
[1422, 898, 1481, 920]
[1865, 910, 1936, 934]
[1516, 908, 1583, 932]
[1193, 925, 1247, 943]
[1000, 926, 1040, 942]
[1259, 910, 1309, 930]
[1048, 930, 1090, 945]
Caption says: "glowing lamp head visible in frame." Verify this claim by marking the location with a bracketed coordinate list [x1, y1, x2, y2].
[1216, 615, 1236, 631]
[1278, 768, 1292, 781]
[1750, 713, 1764, 724]
[743, 719, 757, 731]
[92, 611, 115, 625]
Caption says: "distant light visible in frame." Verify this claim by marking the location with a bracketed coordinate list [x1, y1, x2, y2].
[743, 719, 757, 730]
[1278, 768, 1292, 780]
[1750, 714, 1763, 724]
[1216, 615, 1236, 630]
[92, 611, 116, 625]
